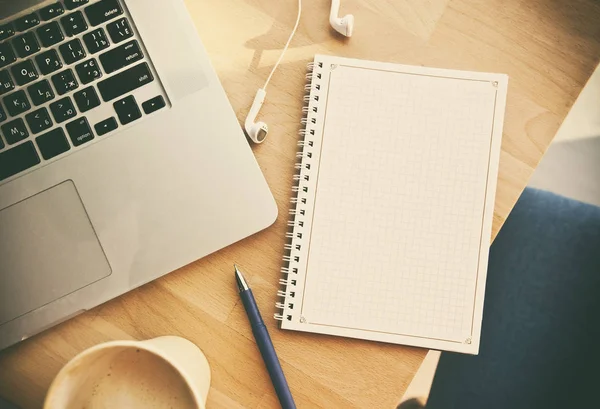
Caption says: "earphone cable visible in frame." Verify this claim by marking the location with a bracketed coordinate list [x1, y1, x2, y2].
[263, 0, 302, 90]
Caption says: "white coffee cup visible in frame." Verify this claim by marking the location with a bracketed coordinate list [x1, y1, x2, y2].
[44, 336, 211, 409]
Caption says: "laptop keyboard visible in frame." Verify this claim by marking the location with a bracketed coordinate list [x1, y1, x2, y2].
[0, 0, 168, 183]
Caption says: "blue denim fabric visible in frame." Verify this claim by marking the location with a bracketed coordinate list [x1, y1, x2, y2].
[427, 188, 600, 409]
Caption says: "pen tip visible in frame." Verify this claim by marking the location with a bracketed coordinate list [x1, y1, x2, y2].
[234, 264, 249, 291]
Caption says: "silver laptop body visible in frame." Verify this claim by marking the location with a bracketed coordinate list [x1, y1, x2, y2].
[0, 0, 277, 349]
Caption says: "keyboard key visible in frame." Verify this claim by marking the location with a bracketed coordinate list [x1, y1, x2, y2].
[0, 105, 6, 122]
[94, 116, 117, 136]
[3, 90, 31, 116]
[75, 58, 101, 84]
[36, 128, 70, 160]
[66, 117, 94, 146]
[14, 13, 40, 32]
[98, 62, 153, 102]
[99, 40, 142, 74]
[83, 28, 110, 54]
[0, 42, 17, 69]
[59, 38, 86, 64]
[36, 49, 63, 75]
[1, 118, 29, 144]
[0, 141, 40, 181]
[51, 69, 78, 95]
[12, 33, 40, 58]
[142, 95, 165, 114]
[50, 96, 77, 123]
[0, 136, 3, 149]
[25, 107, 53, 134]
[106, 18, 132, 44]
[37, 22, 64, 48]
[60, 11, 88, 37]
[0, 69, 14, 95]
[85, 0, 123, 26]
[0, 23, 15, 41]
[113, 95, 141, 125]
[65, 0, 89, 10]
[10, 60, 38, 86]
[39, 2, 66, 21]
[28, 80, 55, 106]
[74, 86, 100, 113]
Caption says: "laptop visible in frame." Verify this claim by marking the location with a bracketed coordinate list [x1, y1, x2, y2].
[0, 0, 278, 350]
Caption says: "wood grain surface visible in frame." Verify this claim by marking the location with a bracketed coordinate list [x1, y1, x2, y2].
[1, 0, 600, 408]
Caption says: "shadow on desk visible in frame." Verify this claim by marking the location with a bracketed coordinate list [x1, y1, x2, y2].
[0, 395, 19, 409]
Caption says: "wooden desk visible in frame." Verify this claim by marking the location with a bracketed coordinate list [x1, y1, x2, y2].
[1, 0, 599, 407]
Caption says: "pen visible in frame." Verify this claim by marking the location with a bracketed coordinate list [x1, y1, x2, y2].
[234, 264, 296, 409]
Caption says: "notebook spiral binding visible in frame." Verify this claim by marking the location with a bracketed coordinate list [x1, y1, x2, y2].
[274, 60, 324, 323]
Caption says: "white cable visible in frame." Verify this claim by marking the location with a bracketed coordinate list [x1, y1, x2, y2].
[263, 0, 302, 90]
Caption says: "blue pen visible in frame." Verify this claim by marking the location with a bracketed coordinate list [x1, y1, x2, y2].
[234, 265, 296, 409]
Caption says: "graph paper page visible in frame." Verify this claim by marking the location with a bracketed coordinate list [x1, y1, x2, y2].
[295, 56, 507, 353]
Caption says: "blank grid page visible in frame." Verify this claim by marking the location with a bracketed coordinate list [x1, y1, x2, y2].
[302, 65, 497, 343]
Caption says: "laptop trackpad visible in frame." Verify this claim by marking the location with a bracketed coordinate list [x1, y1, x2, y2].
[0, 180, 111, 326]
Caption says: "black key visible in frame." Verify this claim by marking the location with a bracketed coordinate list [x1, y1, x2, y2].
[0, 42, 17, 69]
[66, 117, 93, 146]
[59, 38, 86, 64]
[97, 62, 153, 102]
[0, 23, 15, 41]
[0, 136, 3, 149]
[37, 22, 64, 48]
[36, 128, 70, 160]
[85, 0, 123, 26]
[74, 86, 100, 113]
[65, 0, 89, 10]
[0, 104, 6, 122]
[12, 33, 40, 58]
[60, 11, 88, 37]
[51, 69, 78, 95]
[83, 28, 110, 54]
[0, 141, 40, 181]
[25, 107, 53, 134]
[49, 96, 77, 123]
[39, 2, 66, 21]
[35, 49, 63, 75]
[1, 118, 29, 144]
[99, 40, 142, 74]
[142, 95, 165, 114]
[10, 60, 38, 86]
[94, 116, 117, 136]
[0, 69, 14, 95]
[75, 58, 101, 84]
[28, 80, 55, 106]
[14, 13, 40, 32]
[113, 95, 141, 125]
[3, 90, 31, 117]
[106, 18, 132, 44]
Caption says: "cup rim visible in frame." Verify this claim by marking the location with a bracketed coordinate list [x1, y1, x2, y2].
[44, 340, 206, 409]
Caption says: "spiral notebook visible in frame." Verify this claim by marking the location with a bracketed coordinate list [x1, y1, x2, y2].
[276, 55, 508, 354]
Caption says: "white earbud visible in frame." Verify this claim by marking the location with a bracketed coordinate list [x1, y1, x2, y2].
[243, 0, 353, 144]
[244, 88, 268, 144]
[245, 0, 302, 144]
[330, 0, 354, 37]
